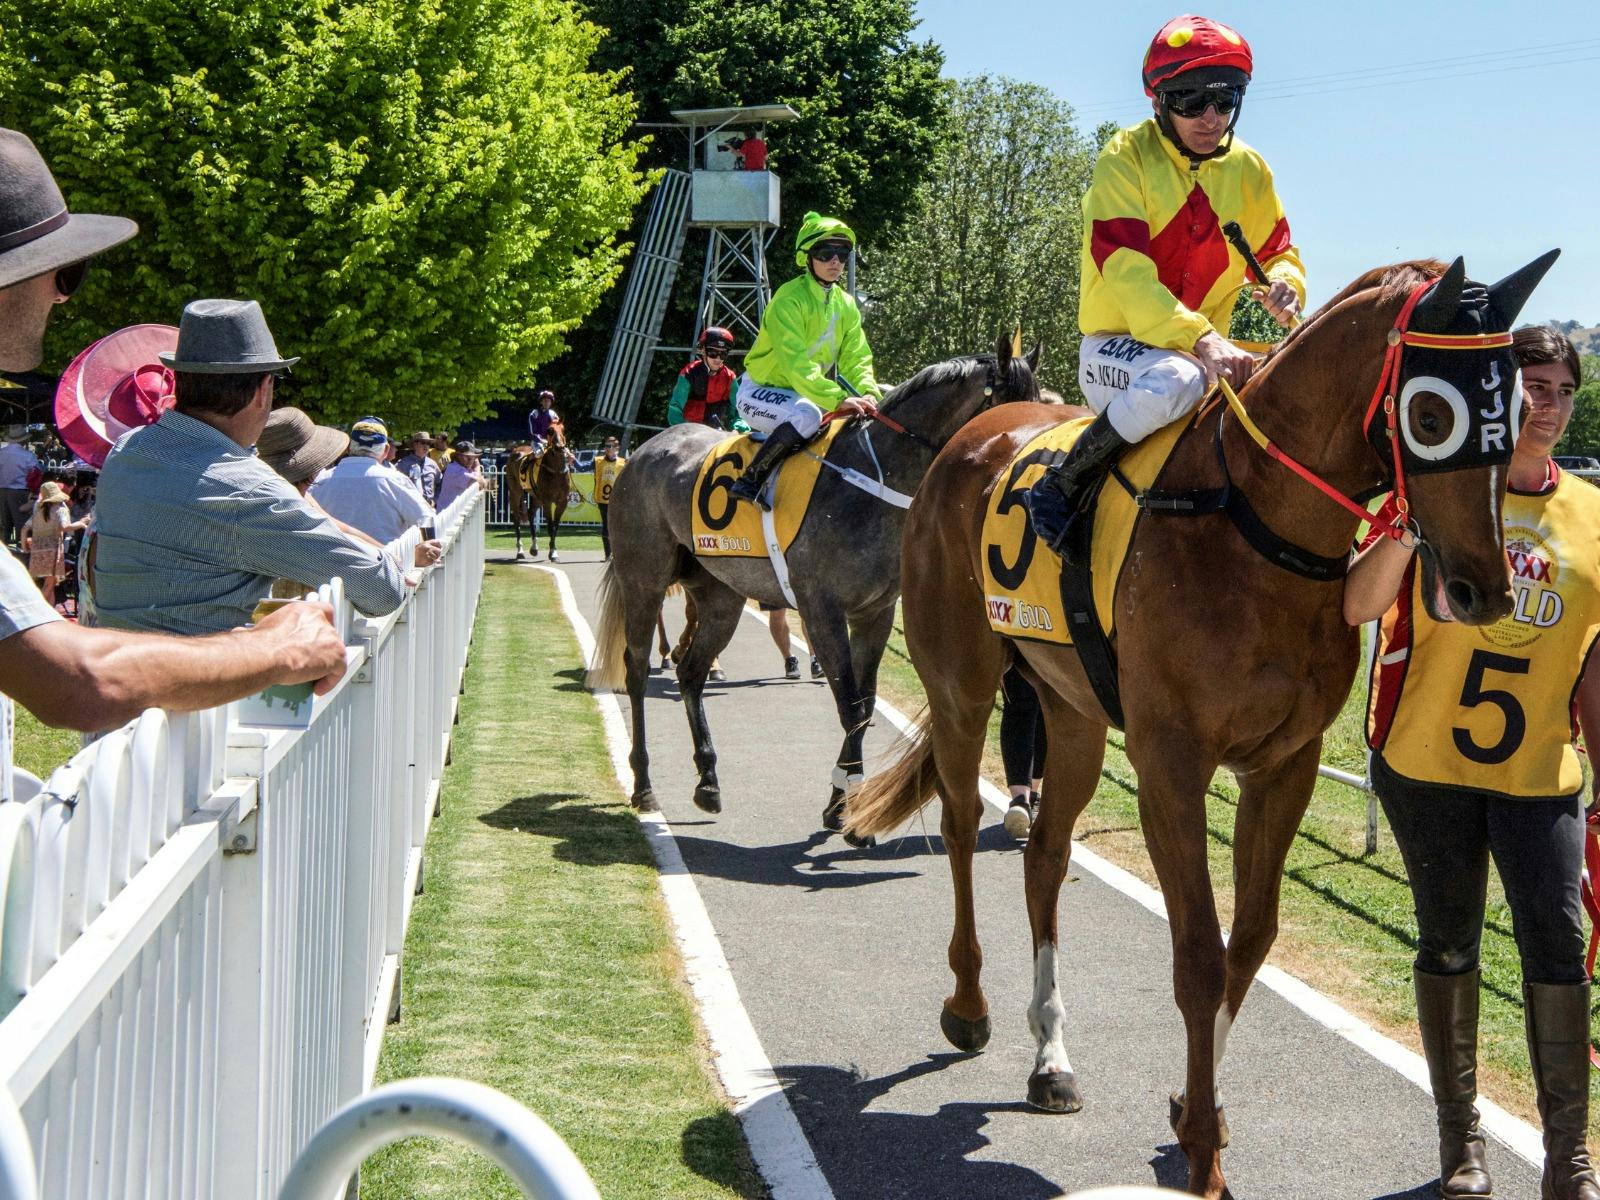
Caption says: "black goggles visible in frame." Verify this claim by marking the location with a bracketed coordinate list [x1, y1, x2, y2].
[808, 245, 851, 263]
[1161, 86, 1244, 119]
[702, 345, 729, 356]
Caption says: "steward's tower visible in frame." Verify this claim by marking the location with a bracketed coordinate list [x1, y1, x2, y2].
[590, 104, 798, 445]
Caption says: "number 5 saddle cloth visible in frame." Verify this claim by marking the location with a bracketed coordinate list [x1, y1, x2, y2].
[980, 413, 1189, 647]
[689, 422, 846, 558]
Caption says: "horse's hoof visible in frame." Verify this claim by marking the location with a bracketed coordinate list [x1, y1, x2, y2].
[1027, 1070, 1083, 1113]
[939, 1006, 991, 1053]
[1169, 1091, 1229, 1148]
[550, 551, 560, 562]
[631, 790, 659, 814]
[514, 552, 527, 561]
[821, 788, 847, 831]
[692, 785, 722, 814]
[842, 829, 875, 849]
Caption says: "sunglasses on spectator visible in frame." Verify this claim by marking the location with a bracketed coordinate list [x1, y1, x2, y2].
[1161, 87, 1243, 119]
[55, 260, 90, 299]
[809, 246, 850, 263]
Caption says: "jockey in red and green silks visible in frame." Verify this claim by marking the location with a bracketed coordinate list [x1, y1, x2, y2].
[729, 211, 883, 509]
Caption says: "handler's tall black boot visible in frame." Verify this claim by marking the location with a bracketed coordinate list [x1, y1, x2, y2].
[730, 422, 809, 510]
[1023, 412, 1127, 564]
[1416, 968, 1494, 1199]
[1525, 981, 1600, 1200]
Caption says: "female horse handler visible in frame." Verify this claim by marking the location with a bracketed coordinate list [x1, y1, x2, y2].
[1346, 326, 1600, 1200]
[728, 211, 882, 508]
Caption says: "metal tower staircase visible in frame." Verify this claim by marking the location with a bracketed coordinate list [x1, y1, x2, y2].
[590, 167, 692, 435]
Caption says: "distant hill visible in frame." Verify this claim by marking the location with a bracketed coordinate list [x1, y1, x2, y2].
[1550, 320, 1600, 357]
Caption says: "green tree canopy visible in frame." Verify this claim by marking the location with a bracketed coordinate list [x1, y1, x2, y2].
[0, 0, 650, 433]
[864, 76, 1095, 396]
[586, 0, 946, 249]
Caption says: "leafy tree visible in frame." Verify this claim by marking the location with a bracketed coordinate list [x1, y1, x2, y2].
[864, 76, 1095, 397]
[1227, 291, 1290, 346]
[1556, 355, 1600, 457]
[0, 0, 650, 433]
[585, 0, 946, 248]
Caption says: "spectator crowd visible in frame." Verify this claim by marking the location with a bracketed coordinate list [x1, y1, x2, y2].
[0, 127, 486, 731]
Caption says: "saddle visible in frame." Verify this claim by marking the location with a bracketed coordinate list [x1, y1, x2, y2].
[979, 414, 1191, 729]
[688, 422, 845, 559]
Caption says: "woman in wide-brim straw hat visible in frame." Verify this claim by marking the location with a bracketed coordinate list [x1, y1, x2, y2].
[23, 480, 86, 607]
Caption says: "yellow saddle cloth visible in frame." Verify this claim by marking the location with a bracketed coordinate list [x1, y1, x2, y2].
[980, 415, 1188, 645]
[689, 422, 846, 557]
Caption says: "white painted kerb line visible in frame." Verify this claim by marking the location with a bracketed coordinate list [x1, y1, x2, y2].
[537, 566, 834, 1200]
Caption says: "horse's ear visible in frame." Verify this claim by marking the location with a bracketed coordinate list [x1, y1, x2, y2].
[1487, 248, 1560, 327]
[1025, 342, 1042, 372]
[1410, 256, 1466, 334]
[995, 332, 1013, 371]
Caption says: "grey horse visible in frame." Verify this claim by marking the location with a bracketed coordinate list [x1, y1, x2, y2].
[588, 337, 1041, 841]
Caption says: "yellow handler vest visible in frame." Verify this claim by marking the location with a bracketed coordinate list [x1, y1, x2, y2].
[594, 457, 625, 505]
[1368, 469, 1600, 800]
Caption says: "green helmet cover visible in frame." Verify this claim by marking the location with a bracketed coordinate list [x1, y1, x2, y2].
[794, 211, 857, 268]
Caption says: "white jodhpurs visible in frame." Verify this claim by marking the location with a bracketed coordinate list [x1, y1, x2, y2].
[736, 374, 825, 439]
[1078, 332, 1209, 443]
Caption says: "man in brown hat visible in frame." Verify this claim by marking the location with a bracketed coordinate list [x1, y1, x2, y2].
[0, 130, 349, 732]
[93, 299, 409, 634]
[395, 430, 442, 509]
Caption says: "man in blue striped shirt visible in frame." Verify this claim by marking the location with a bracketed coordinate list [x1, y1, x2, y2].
[93, 300, 407, 635]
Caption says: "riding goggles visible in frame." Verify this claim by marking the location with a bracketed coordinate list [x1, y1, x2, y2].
[1161, 85, 1244, 119]
[808, 244, 851, 263]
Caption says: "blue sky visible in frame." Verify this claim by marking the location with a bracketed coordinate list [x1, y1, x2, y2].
[911, 1, 1595, 326]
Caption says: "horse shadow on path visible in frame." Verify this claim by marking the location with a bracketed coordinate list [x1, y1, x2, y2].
[478, 794, 654, 869]
[683, 1055, 1059, 1200]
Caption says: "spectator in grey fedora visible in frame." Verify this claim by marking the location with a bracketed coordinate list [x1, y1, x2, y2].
[0, 133, 349, 730]
[92, 299, 408, 635]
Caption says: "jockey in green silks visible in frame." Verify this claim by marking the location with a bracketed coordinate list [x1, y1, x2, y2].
[728, 211, 883, 509]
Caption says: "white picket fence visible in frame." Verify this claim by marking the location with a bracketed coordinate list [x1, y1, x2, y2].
[0, 485, 487, 1199]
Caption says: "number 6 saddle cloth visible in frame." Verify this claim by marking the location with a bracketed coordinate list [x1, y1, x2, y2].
[689, 422, 847, 557]
[980, 414, 1188, 646]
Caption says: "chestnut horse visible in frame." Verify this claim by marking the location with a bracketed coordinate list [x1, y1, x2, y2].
[507, 426, 575, 561]
[846, 255, 1556, 1197]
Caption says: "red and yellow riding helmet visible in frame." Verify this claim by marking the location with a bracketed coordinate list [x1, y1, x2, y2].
[1142, 15, 1253, 96]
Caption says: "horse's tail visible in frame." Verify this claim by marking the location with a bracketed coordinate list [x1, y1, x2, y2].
[587, 562, 629, 692]
[844, 707, 940, 839]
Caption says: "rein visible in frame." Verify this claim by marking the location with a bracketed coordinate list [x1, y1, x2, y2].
[1218, 278, 1512, 544]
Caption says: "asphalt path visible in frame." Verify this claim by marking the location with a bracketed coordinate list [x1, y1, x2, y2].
[546, 551, 1541, 1200]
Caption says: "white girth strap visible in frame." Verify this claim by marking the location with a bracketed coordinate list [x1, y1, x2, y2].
[761, 468, 800, 609]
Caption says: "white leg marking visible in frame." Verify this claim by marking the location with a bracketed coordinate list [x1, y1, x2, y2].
[1212, 1004, 1234, 1105]
[1488, 464, 1499, 529]
[1028, 940, 1073, 1077]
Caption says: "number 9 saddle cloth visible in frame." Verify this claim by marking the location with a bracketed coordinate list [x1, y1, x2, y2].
[981, 414, 1189, 646]
[689, 422, 846, 557]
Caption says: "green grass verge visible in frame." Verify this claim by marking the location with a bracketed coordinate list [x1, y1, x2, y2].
[14, 706, 79, 781]
[361, 564, 761, 1199]
[869, 610, 1599, 1134]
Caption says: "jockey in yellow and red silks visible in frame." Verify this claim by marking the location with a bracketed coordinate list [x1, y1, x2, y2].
[1027, 14, 1306, 560]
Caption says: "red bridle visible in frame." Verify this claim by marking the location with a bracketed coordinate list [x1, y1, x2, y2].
[1221, 279, 1513, 542]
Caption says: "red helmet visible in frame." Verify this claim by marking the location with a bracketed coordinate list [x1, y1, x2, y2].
[698, 326, 735, 351]
[1142, 15, 1253, 97]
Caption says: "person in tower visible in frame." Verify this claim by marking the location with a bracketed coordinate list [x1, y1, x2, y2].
[729, 211, 881, 509]
[668, 326, 742, 430]
[1025, 14, 1305, 559]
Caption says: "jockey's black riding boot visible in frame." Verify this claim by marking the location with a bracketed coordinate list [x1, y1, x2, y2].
[1525, 981, 1600, 1200]
[1415, 968, 1493, 1199]
[730, 422, 809, 510]
[1023, 412, 1128, 564]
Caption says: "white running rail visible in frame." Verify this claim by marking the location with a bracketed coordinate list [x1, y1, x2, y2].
[0, 485, 486, 1200]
